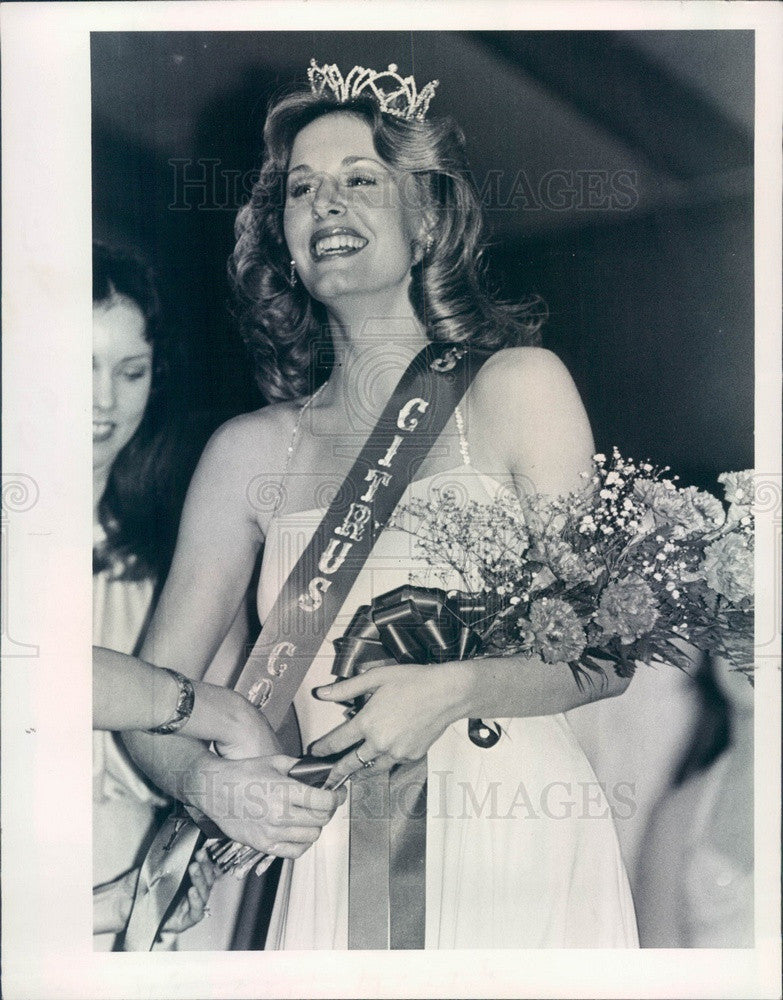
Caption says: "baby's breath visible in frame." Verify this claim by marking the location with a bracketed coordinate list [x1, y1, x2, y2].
[393, 454, 755, 683]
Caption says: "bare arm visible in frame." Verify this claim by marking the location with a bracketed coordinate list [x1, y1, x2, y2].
[445, 346, 631, 713]
[94, 646, 182, 732]
[93, 646, 278, 758]
[312, 348, 630, 777]
[122, 415, 345, 854]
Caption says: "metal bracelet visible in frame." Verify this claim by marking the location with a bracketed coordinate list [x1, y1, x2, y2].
[148, 669, 195, 734]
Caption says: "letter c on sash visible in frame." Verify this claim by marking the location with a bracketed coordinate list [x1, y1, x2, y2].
[397, 398, 429, 432]
[268, 640, 296, 677]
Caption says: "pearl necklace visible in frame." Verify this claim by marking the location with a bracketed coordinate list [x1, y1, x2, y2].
[283, 383, 327, 481]
[282, 385, 469, 489]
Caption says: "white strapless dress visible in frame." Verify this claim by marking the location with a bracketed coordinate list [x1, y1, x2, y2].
[260, 467, 639, 949]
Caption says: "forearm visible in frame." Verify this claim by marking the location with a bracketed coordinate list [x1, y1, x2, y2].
[93, 872, 134, 935]
[312, 652, 632, 777]
[95, 646, 272, 757]
[122, 728, 221, 814]
[124, 728, 347, 858]
[93, 647, 180, 731]
[444, 652, 631, 722]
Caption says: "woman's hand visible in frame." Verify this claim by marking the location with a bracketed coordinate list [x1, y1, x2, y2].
[310, 663, 466, 786]
[93, 848, 219, 937]
[188, 752, 347, 859]
[160, 847, 218, 934]
[93, 868, 141, 935]
[183, 682, 281, 760]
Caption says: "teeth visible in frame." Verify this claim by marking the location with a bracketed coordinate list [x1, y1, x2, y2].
[313, 234, 367, 258]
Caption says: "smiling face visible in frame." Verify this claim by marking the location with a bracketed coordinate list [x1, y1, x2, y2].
[283, 112, 424, 306]
[93, 295, 153, 476]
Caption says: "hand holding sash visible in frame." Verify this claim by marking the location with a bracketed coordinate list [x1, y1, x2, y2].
[311, 586, 503, 785]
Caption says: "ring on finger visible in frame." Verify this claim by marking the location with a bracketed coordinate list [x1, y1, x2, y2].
[355, 747, 376, 769]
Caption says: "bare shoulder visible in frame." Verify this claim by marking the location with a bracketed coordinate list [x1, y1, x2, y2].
[200, 400, 300, 473]
[470, 347, 594, 494]
[186, 400, 302, 536]
[474, 346, 578, 404]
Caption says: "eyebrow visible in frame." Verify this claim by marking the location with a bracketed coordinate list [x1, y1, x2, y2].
[91, 353, 152, 364]
[287, 155, 389, 176]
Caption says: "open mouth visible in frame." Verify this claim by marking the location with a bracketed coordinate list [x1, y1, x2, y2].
[310, 227, 368, 261]
[93, 421, 116, 442]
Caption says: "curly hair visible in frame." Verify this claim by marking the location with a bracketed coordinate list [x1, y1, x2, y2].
[229, 88, 546, 402]
[93, 242, 187, 581]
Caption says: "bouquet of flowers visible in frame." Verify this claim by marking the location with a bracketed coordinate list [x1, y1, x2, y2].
[393, 450, 754, 686]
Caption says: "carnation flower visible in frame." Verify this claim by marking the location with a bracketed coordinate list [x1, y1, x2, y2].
[718, 470, 754, 506]
[718, 470, 755, 529]
[518, 597, 587, 663]
[533, 538, 599, 586]
[680, 486, 726, 532]
[594, 574, 659, 644]
[633, 480, 725, 537]
[701, 533, 754, 603]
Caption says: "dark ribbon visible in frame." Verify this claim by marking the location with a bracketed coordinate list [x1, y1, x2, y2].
[333, 585, 502, 748]
[328, 585, 501, 949]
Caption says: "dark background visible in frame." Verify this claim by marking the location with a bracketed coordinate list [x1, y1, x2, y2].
[92, 30, 754, 491]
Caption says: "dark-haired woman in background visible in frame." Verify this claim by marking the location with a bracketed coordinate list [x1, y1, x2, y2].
[124, 66, 638, 948]
[92, 243, 191, 949]
[93, 243, 275, 951]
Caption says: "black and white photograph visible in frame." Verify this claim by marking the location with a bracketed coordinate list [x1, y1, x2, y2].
[2, 3, 781, 999]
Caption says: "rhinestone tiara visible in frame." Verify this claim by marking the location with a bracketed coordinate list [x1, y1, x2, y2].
[307, 58, 439, 122]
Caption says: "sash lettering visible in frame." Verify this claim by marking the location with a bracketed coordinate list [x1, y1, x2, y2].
[297, 393, 430, 612]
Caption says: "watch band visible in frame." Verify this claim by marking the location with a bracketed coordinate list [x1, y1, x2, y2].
[148, 669, 195, 734]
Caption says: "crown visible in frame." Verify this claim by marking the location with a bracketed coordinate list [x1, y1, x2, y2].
[307, 58, 439, 122]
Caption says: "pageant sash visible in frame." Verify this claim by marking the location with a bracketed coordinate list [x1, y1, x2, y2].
[232, 343, 490, 726]
[123, 342, 491, 950]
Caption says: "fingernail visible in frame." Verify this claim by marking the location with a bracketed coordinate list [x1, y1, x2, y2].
[255, 856, 275, 877]
[313, 685, 330, 699]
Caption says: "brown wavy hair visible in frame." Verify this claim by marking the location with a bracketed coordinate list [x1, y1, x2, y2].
[229, 88, 545, 402]
[93, 242, 188, 581]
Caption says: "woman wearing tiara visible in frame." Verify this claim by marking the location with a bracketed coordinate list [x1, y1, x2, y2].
[125, 60, 639, 948]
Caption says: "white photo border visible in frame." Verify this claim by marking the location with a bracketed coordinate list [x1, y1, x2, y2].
[1, 2, 780, 998]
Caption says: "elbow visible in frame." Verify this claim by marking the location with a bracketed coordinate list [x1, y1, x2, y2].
[611, 673, 633, 698]
[607, 671, 633, 699]
[579, 667, 632, 704]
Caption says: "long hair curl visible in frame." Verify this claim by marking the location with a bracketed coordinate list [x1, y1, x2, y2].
[93, 242, 187, 581]
[229, 89, 545, 401]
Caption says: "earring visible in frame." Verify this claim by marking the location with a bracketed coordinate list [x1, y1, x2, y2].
[289, 259, 297, 287]
[424, 234, 434, 259]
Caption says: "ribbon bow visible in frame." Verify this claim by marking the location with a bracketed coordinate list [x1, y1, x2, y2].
[332, 585, 502, 748]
